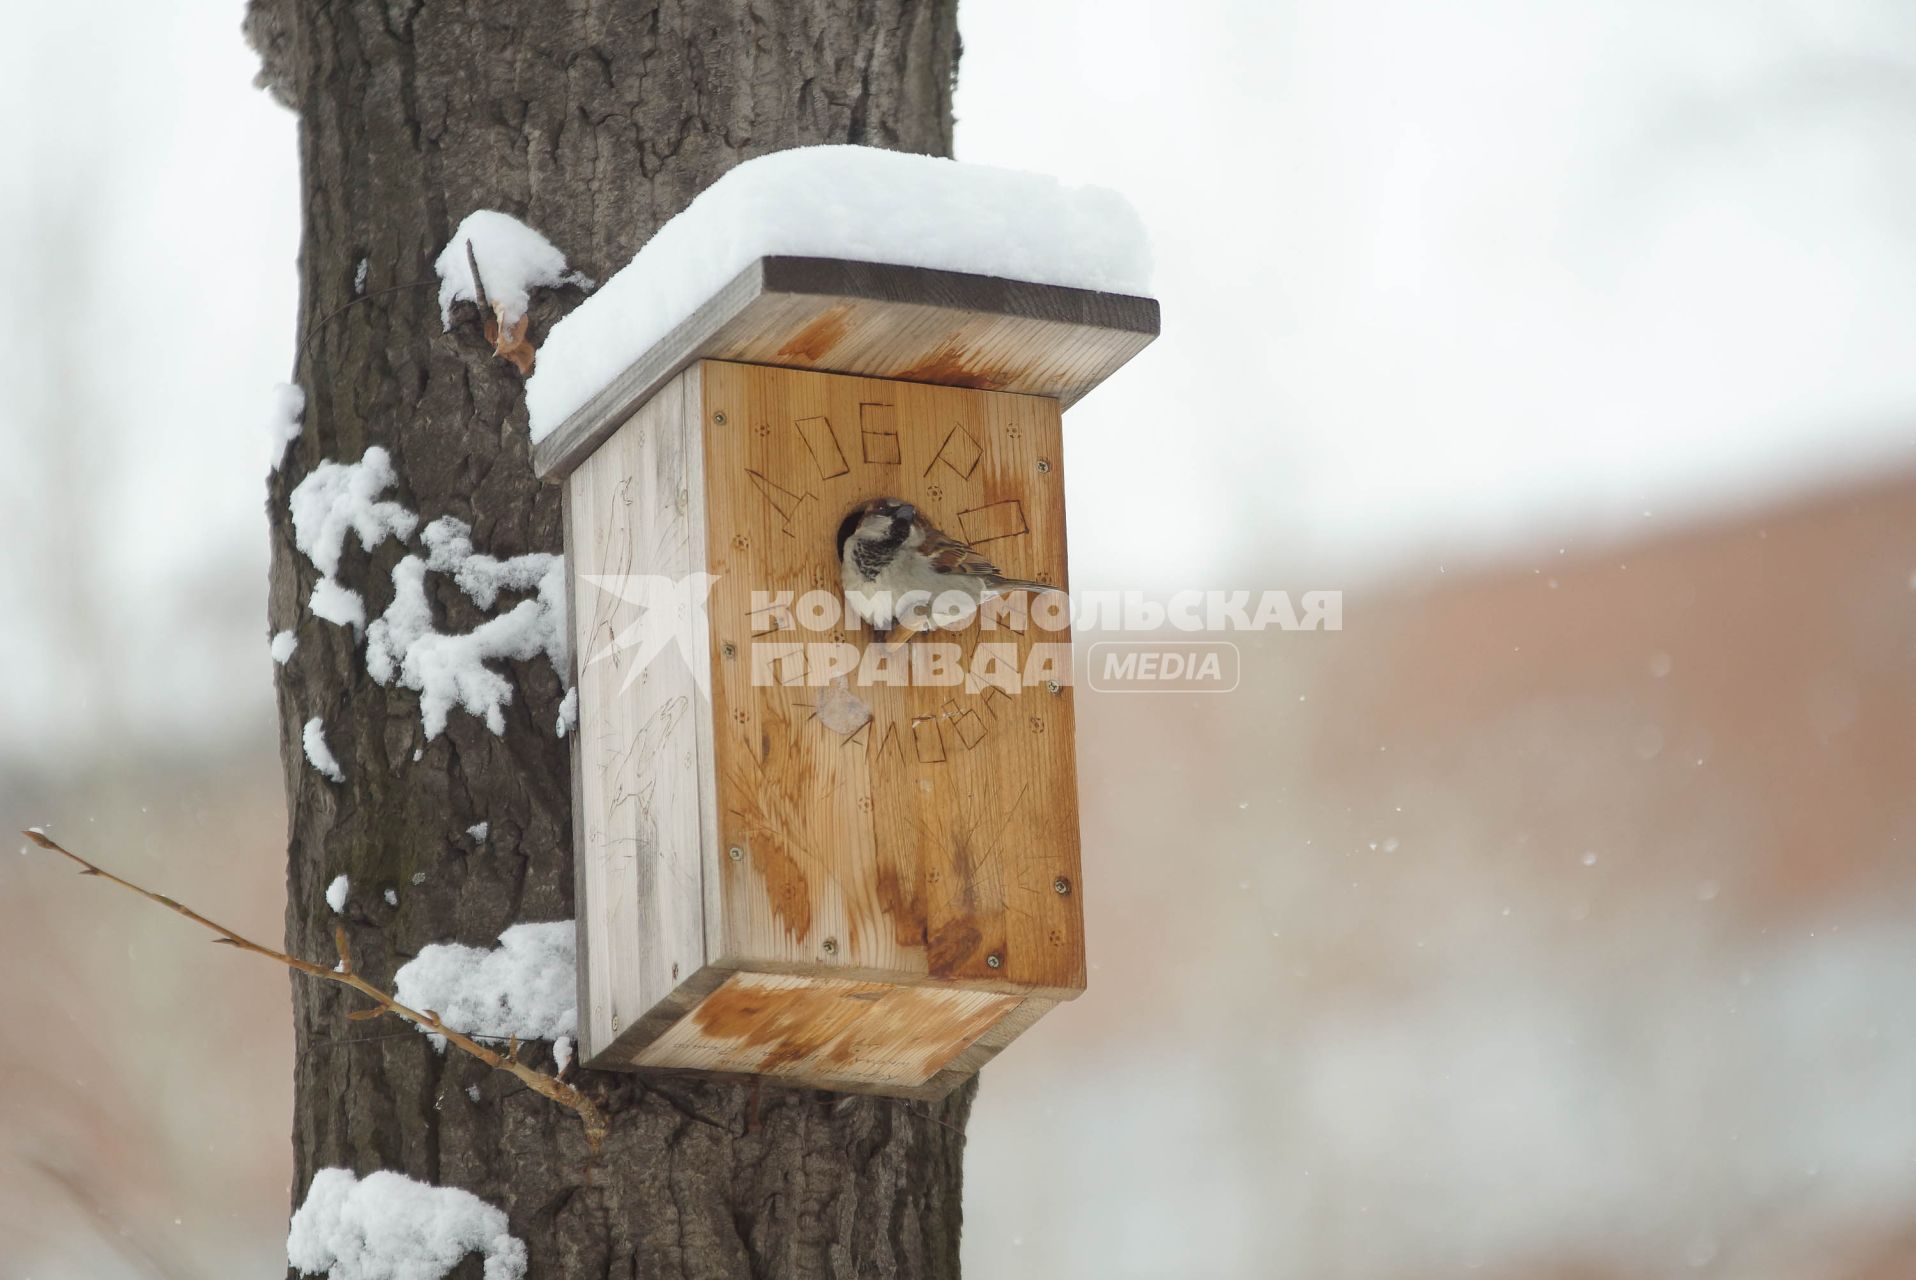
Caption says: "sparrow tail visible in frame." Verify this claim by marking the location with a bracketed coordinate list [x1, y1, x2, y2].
[992, 578, 1064, 597]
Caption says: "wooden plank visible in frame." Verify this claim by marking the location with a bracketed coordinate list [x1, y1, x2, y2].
[561, 488, 593, 1061]
[630, 971, 1022, 1090]
[916, 995, 1058, 1097]
[603, 1055, 1026, 1102]
[532, 256, 1159, 481]
[566, 369, 714, 1065]
[699, 360, 1087, 997]
[574, 958, 1072, 1088]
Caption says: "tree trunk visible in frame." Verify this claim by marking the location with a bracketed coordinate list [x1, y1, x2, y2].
[249, 4, 968, 1276]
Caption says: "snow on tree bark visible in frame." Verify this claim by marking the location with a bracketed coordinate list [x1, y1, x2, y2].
[249, 3, 968, 1277]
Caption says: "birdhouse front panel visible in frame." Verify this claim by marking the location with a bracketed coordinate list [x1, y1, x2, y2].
[698, 360, 1084, 992]
[564, 358, 1087, 1095]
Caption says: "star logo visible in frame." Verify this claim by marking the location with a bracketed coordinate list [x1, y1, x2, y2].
[578, 573, 722, 695]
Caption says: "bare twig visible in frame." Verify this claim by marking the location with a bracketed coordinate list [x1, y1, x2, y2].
[21, 829, 607, 1150]
[465, 239, 491, 316]
[901, 1101, 968, 1139]
[310, 1029, 426, 1050]
[294, 277, 437, 370]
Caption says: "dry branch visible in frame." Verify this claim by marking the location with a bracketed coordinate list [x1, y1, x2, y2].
[20, 828, 607, 1149]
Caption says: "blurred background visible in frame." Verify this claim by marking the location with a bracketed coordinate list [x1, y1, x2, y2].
[5, 1, 1916, 1277]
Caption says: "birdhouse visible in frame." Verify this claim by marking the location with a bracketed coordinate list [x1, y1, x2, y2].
[536, 254, 1157, 1096]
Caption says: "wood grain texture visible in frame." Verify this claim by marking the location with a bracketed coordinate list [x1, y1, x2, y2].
[701, 361, 1087, 998]
[565, 360, 1085, 1091]
[571, 983, 1054, 1100]
[566, 369, 716, 1063]
[631, 972, 1020, 1088]
[532, 256, 1160, 481]
[915, 994, 1059, 1097]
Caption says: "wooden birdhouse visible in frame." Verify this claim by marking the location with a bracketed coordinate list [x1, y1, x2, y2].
[537, 255, 1157, 1096]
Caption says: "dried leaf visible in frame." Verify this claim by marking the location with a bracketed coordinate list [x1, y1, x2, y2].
[459, 242, 534, 375]
[483, 303, 535, 376]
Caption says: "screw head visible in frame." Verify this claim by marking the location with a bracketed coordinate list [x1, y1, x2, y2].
[985, 953, 1003, 969]
[728, 845, 744, 862]
[822, 937, 839, 955]
[1036, 457, 1052, 473]
[1053, 877, 1072, 896]
[721, 641, 737, 658]
[713, 411, 728, 426]
[1045, 680, 1061, 695]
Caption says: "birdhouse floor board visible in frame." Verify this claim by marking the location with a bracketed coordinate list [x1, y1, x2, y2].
[590, 972, 1062, 1098]
[628, 971, 1020, 1090]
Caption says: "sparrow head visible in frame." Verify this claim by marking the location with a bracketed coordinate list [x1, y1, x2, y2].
[837, 497, 918, 559]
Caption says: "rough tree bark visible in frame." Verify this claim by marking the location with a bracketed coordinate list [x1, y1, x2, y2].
[248, 4, 968, 1276]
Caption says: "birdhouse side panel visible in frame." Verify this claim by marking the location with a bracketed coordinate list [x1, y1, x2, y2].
[566, 368, 719, 1063]
[697, 360, 1086, 997]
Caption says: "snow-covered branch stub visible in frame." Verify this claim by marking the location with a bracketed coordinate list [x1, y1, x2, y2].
[434, 210, 592, 332]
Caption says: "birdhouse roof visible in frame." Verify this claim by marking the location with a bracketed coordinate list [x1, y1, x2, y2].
[525, 146, 1160, 480]
[531, 254, 1159, 479]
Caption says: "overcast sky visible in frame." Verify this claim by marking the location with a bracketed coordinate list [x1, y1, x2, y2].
[4, 0, 1916, 757]
[958, 0, 1916, 579]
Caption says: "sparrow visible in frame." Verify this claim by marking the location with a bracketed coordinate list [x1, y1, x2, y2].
[837, 497, 1062, 645]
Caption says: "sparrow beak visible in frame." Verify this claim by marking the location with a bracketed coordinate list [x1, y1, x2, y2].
[896, 503, 917, 522]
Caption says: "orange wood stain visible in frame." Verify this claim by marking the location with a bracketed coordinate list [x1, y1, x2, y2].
[775, 306, 851, 365]
[892, 340, 1010, 390]
[641, 972, 1020, 1085]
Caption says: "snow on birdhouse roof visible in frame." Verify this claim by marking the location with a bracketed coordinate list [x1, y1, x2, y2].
[524, 145, 1156, 465]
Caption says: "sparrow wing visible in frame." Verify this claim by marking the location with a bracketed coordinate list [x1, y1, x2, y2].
[922, 529, 1004, 578]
